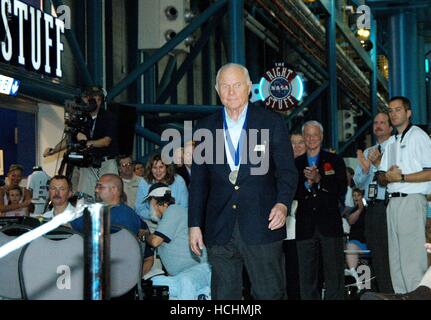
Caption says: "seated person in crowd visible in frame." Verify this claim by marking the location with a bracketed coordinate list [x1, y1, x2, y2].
[345, 188, 368, 286]
[118, 155, 143, 210]
[135, 153, 188, 231]
[175, 141, 195, 188]
[133, 161, 145, 178]
[0, 164, 33, 216]
[142, 183, 211, 300]
[5, 186, 28, 217]
[42, 175, 75, 220]
[70, 174, 154, 276]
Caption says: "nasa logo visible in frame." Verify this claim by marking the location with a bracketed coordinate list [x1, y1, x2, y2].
[259, 63, 304, 112]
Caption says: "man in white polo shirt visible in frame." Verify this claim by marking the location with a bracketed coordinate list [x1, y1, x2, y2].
[42, 175, 75, 220]
[378, 96, 431, 294]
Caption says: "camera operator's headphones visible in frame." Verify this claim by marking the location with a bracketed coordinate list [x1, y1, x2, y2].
[82, 86, 107, 104]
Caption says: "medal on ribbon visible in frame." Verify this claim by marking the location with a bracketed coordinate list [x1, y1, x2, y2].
[223, 109, 248, 185]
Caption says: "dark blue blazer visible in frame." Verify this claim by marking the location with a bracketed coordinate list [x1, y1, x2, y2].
[294, 150, 347, 240]
[188, 104, 298, 245]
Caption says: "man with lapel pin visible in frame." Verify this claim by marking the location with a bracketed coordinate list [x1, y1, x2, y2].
[188, 63, 298, 300]
[294, 120, 347, 300]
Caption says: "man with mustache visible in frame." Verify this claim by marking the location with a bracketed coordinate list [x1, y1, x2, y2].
[353, 112, 394, 293]
[42, 175, 74, 219]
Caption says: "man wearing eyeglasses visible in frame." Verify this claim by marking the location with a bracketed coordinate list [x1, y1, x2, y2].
[377, 96, 431, 294]
[42, 175, 74, 219]
[118, 155, 143, 210]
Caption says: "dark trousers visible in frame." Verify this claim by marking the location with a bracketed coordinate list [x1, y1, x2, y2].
[283, 240, 301, 300]
[296, 229, 345, 300]
[207, 220, 286, 300]
[365, 201, 394, 293]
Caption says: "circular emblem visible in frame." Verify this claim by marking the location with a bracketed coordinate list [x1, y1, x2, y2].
[259, 63, 304, 112]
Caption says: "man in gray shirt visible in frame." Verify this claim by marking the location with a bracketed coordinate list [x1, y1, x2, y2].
[143, 183, 211, 299]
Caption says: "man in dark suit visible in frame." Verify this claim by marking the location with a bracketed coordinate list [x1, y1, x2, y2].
[188, 63, 298, 300]
[294, 120, 346, 300]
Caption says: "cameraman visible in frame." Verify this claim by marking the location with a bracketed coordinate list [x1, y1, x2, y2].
[44, 86, 119, 197]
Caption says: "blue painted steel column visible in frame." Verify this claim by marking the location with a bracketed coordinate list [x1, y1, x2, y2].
[417, 35, 427, 123]
[108, 0, 227, 101]
[143, 51, 157, 157]
[229, 0, 245, 65]
[370, 18, 378, 117]
[87, 1, 104, 86]
[326, 1, 338, 150]
[389, 12, 423, 124]
[51, 0, 93, 86]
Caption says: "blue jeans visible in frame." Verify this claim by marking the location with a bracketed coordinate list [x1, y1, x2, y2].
[151, 262, 211, 300]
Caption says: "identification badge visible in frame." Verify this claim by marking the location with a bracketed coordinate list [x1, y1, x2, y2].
[368, 183, 378, 199]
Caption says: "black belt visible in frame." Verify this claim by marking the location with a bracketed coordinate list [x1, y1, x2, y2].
[369, 199, 385, 204]
[102, 156, 116, 161]
[388, 192, 409, 198]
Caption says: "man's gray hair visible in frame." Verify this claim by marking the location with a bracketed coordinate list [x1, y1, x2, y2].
[215, 63, 251, 88]
[302, 120, 324, 135]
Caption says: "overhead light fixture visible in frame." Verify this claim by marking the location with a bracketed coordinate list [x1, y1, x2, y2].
[357, 28, 370, 39]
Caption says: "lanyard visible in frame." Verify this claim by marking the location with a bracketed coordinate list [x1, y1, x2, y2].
[222, 109, 248, 167]
[90, 116, 97, 139]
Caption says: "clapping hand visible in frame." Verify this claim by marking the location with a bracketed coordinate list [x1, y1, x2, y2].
[304, 166, 321, 184]
[367, 147, 382, 166]
[357, 149, 371, 173]
[386, 165, 402, 182]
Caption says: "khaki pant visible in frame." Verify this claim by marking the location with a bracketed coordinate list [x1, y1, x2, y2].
[387, 194, 428, 294]
[427, 218, 431, 267]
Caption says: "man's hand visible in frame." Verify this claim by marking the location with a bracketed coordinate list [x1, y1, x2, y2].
[367, 147, 382, 166]
[43, 147, 54, 157]
[386, 165, 402, 183]
[268, 203, 288, 230]
[138, 228, 149, 241]
[189, 227, 205, 256]
[76, 132, 88, 142]
[304, 166, 321, 184]
[425, 243, 431, 254]
[357, 150, 371, 174]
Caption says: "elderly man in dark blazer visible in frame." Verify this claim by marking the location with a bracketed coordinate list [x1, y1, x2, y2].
[188, 63, 298, 300]
[294, 120, 347, 300]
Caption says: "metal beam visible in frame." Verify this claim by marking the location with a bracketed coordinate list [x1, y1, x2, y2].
[370, 18, 378, 118]
[51, 0, 93, 86]
[156, 9, 225, 104]
[338, 119, 373, 155]
[254, 7, 328, 79]
[87, 0, 104, 85]
[320, 0, 388, 92]
[326, 1, 338, 150]
[135, 126, 164, 146]
[158, 54, 178, 97]
[128, 104, 222, 114]
[286, 81, 329, 123]
[107, 0, 228, 102]
[229, 0, 245, 64]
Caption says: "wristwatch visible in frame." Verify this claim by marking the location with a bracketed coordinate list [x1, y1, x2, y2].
[400, 174, 405, 183]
